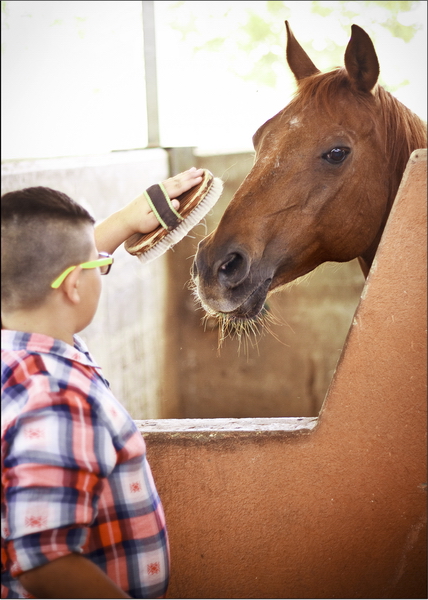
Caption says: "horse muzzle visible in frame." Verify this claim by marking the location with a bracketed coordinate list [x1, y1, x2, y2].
[192, 238, 273, 319]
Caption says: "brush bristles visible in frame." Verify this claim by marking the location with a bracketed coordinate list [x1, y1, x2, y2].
[136, 178, 223, 265]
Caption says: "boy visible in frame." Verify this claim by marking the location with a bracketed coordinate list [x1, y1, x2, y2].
[1, 168, 204, 598]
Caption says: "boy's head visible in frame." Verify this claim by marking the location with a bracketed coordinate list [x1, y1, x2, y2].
[1, 186, 96, 314]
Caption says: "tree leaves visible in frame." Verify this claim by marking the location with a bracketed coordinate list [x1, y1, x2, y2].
[166, 0, 423, 89]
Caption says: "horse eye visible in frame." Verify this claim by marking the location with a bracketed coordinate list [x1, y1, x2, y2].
[323, 147, 350, 164]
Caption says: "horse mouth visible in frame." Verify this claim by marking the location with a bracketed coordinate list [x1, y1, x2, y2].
[214, 278, 272, 321]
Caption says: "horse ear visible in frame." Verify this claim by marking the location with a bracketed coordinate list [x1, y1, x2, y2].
[344, 24, 379, 93]
[285, 21, 320, 81]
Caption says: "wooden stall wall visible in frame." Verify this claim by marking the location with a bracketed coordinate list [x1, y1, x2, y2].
[139, 150, 427, 599]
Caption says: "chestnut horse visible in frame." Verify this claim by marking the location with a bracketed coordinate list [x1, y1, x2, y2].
[193, 22, 426, 322]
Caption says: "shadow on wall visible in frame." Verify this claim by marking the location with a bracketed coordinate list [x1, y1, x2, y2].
[161, 149, 365, 419]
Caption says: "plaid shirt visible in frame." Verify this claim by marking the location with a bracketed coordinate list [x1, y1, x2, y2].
[1, 330, 169, 599]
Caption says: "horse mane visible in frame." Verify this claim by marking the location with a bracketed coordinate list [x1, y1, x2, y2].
[290, 68, 427, 203]
[375, 84, 427, 186]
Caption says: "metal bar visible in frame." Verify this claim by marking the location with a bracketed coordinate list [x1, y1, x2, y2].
[142, 1, 160, 147]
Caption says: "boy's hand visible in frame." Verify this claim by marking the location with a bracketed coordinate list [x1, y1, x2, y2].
[95, 167, 204, 255]
[163, 167, 204, 203]
[141, 167, 204, 233]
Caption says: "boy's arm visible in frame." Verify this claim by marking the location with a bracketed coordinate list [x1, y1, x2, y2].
[18, 552, 131, 599]
[95, 167, 203, 255]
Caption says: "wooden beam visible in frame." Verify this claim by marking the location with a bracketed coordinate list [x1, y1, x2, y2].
[142, 1, 160, 147]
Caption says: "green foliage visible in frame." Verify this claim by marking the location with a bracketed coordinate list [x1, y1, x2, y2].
[311, 4, 334, 18]
[383, 16, 418, 42]
[311, 1, 421, 41]
[267, 1, 289, 16]
[245, 12, 273, 43]
[1, 0, 8, 54]
[166, 0, 423, 90]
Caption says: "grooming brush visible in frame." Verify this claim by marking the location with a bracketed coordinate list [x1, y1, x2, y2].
[124, 169, 223, 264]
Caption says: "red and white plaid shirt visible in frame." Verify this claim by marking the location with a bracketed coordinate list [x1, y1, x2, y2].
[1, 330, 169, 599]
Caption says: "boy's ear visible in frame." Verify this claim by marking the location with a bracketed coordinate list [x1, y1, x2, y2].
[61, 266, 82, 305]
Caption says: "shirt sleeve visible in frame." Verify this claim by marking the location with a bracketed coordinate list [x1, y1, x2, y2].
[2, 387, 117, 577]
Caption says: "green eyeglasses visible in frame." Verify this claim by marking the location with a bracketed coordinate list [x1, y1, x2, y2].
[51, 252, 114, 289]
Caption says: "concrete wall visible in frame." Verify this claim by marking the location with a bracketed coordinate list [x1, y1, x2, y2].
[1, 150, 170, 419]
[138, 150, 427, 599]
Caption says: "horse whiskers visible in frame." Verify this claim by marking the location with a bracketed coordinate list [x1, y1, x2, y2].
[188, 277, 292, 355]
[214, 307, 290, 357]
[259, 309, 291, 344]
[219, 157, 254, 183]
[217, 314, 262, 357]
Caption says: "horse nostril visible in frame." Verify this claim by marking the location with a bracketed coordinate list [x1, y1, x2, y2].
[219, 253, 243, 275]
[217, 252, 249, 288]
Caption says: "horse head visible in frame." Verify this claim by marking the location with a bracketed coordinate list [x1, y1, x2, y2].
[193, 22, 426, 321]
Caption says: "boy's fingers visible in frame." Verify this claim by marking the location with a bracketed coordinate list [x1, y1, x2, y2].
[180, 166, 203, 179]
[163, 168, 204, 199]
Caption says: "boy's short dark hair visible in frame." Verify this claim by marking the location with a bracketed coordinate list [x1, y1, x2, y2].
[1, 186, 96, 312]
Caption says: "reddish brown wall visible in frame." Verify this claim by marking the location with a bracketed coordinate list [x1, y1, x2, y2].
[138, 149, 427, 599]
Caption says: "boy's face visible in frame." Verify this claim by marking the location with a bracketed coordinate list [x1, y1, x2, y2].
[75, 226, 103, 333]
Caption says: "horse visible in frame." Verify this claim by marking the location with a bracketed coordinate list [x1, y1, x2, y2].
[192, 22, 427, 324]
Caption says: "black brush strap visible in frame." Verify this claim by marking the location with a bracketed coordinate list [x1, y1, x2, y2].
[144, 183, 183, 231]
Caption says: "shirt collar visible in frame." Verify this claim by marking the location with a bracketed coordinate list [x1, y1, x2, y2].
[1, 329, 100, 369]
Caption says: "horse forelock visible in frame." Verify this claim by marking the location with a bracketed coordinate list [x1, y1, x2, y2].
[289, 68, 366, 113]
